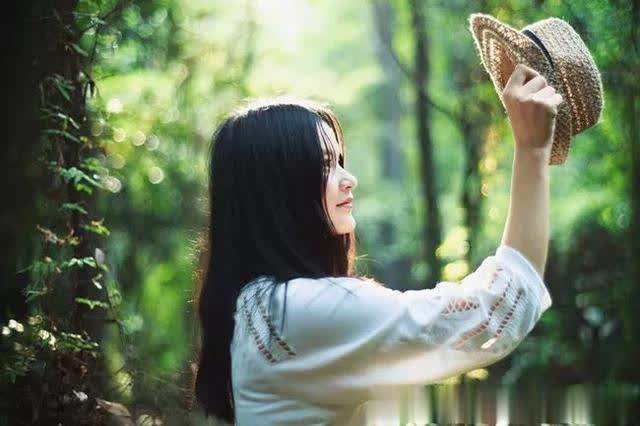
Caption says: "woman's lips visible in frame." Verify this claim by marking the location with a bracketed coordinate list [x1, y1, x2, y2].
[337, 197, 353, 207]
[338, 202, 353, 208]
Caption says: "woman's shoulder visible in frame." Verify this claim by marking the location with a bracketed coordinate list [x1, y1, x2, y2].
[238, 274, 411, 339]
[269, 276, 406, 347]
[240, 274, 392, 299]
[237, 274, 403, 349]
[277, 275, 402, 311]
[287, 274, 385, 293]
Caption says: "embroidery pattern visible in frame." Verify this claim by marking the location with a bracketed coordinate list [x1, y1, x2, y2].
[239, 282, 296, 364]
[255, 293, 297, 358]
[490, 287, 525, 341]
[443, 298, 481, 314]
[451, 264, 517, 350]
[443, 265, 505, 315]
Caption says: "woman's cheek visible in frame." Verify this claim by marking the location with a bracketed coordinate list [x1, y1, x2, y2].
[328, 174, 338, 201]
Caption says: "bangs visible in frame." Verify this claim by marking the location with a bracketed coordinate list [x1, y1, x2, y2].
[316, 111, 345, 172]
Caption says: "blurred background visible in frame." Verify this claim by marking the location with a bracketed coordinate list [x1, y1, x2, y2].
[1, 0, 638, 424]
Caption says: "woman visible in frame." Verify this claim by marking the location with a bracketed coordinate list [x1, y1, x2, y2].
[194, 63, 561, 425]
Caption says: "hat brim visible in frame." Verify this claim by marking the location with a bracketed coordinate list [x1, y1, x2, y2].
[469, 13, 573, 165]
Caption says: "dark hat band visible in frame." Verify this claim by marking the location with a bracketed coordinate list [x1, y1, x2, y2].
[522, 29, 555, 69]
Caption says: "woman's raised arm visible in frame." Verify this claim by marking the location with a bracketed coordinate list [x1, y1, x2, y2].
[499, 63, 563, 278]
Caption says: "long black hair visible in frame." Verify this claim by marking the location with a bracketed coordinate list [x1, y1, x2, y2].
[193, 97, 358, 423]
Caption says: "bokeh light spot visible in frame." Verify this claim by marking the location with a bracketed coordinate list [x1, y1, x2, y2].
[106, 98, 123, 113]
[113, 128, 126, 143]
[148, 166, 164, 184]
[133, 130, 146, 146]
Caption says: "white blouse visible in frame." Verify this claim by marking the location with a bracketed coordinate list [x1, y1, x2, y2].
[230, 245, 552, 425]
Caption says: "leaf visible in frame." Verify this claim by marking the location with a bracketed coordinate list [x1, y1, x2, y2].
[40, 109, 81, 129]
[36, 225, 64, 245]
[60, 203, 88, 215]
[58, 331, 100, 353]
[75, 183, 93, 194]
[25, 288, 50, 302]
[81, 220, 110, 236]
[69, 42, 88, 57]
[60, 257, 97, 270]
[58, 167, 102, 188]
[55, 83, 71, 102]
[45, 129, 81, 144]
[92, 273, 103, 290]
[94, 248, 105, 265]
[48, 74, 74, 102]
[74, 297, 109, 310]
[20, 258, 57, 301]
[80, 157, 108, 174]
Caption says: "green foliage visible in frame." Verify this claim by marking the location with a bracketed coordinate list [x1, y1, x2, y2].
[5, 0, 637, 423]
[62, 256, 98, 269]
[86, 0, 637, 415]
[1, 1, 130, 423]
[1, 317, 99, 384]
[58, 166, 103, 192]
[44, 74, 74, 102]
[19, 258, 57, 302]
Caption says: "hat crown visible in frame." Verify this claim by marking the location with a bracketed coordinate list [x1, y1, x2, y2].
[523, 17, 604, 135]
[468, 13, 604, 165]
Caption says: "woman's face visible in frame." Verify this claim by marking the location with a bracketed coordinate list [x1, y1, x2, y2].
[320, 121, 358, 235]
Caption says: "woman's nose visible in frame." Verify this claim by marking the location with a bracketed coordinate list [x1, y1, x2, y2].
[340, 173, 357, 191]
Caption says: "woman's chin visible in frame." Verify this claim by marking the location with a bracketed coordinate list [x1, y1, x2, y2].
[335, 217, 356, 235]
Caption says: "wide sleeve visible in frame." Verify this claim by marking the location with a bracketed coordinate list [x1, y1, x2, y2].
[266, 244, 552, 405]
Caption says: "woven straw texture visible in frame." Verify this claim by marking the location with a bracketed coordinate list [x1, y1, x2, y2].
[469, 13, 603, 165]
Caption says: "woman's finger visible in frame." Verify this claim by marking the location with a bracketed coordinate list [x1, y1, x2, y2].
[548, 93, 564, 107]
[544, 94, 564, 117]
[531, 85, 556, 100]
[516, 63, 542, 85]
[521, 75, 548, 94]
[504, 63, 539, 91]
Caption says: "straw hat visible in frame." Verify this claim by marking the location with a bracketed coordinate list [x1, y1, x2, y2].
[468, 13, 604, 165]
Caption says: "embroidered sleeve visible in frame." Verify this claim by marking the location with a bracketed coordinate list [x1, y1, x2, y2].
[235, 279, 298, 365]
[397, 245, 551, 356]
[266, 244, 552, 405]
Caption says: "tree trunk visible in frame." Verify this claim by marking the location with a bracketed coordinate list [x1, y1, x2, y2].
[0, 1, 118, 422]
[372, 0, 412, 289]
[624, 91, 639, 347]
[460, 120, 483, 263]
[410, 0, 442, 284]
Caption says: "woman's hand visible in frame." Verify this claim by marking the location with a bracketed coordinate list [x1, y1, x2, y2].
[502, 64, 564, 155]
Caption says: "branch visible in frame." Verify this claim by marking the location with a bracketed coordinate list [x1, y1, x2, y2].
[372, 0, 413, 79]
[87, 0, 132, 64]
[373, 1, 462, 123]
[417, 84, 463, 122]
